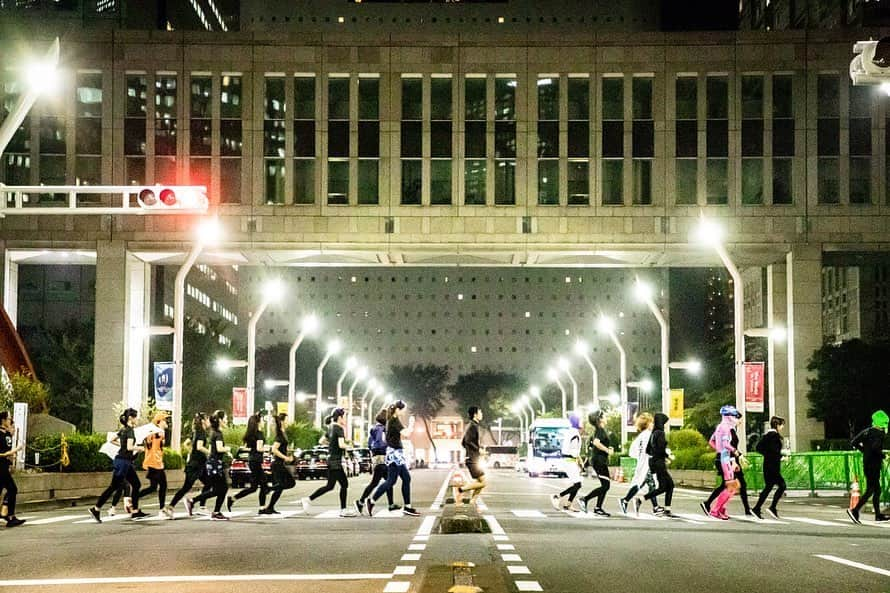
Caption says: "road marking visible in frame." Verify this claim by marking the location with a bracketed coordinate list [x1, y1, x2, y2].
[401, 554, 421, 562]
[515, 581, 543, 592]
[430, 468, 455, 510]
[507, 566, 531, 575]
[73, 513, 133, 524]
[393, 566, 416, 576]
[785, 516, 847, 527]
[417, 515, 436, 536]
[497, 544, 515, 551]
[502, 554, 522, 562]
[26, 514, 84, 525]
[493, 535, 509, 541]
[672, 512, 719, 523]
[484, 515, 506, 535]
[314, 510, 342, 519]
[511, 510, 547, 518]
[383, 582, 410, 593]
[195, 510, 252, 521]
[0, 573, 396, 587]
[413, 535, 429, 541]
[407, 543, 426, 551]
[733, 515, 787, 525]
[814, 555, 890, 577]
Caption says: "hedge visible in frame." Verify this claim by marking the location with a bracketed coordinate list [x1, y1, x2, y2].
[27, 432, 183, 472]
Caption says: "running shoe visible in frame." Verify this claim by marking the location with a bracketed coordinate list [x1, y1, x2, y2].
[366, 499, 375, 516]
[593, 508, 610, 517]
[355, 499, 365, 515]
[131, 510, 149, 520]
[699, 501, 710, 516]
[163, 506, 175, 520]
[210, 512, 229, 521]
[576, 498, 588, 513]
[301, 497, 312, 514]
[107, 506, 116, 517]
[550, 494, 562, 511]
[339, 509, 358, 518]
[618, 499, 628, 515]
[403, 507, 420, 517]
[709, 510, 728, 520]
[257, 508, 274, 515]
[388, 504, 402, 511]
[633, 498, 642, 515]
[653, 506, 666, 515]
[875, 514, 890, 522]
[226, 496, 234, 513]
[6, 517, 25, 528]
[184, 497, 194, 517]
[846, 508, 861, 525]
[89, 507, 102, 523]
[766, 507, 780, 520]
[661, 510, 674, 518]
[752, 508, 764, 520]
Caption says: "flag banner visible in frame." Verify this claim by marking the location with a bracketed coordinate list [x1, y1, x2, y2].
[153, 362, 174, 411]
[669, 388, 684, 426]
[744, 362, 765, 413]
[232, 387, 248, 425]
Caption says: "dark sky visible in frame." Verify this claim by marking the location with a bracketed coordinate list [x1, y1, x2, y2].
[669, 268, 712, 359]
[660, 0, 739, 31]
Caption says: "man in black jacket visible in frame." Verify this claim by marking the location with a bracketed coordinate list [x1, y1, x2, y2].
[643, 413, 674, 517]
[458, 406, 487, 506]
[847, 410, 889, 524]
[752, 416, 787, 519]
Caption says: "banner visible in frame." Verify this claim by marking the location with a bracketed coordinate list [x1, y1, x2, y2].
[744, 362, 765, 413]
[153, 362, 174, 411]
[669, 388, 685, 426]
[277, 402, 289, 416]
[626, 402, 639, 426]
[13, 402, 27, 468]
[232, 387, 248, 425]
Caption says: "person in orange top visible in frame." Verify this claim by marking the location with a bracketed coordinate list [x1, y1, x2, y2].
[139, 412, 171, 519]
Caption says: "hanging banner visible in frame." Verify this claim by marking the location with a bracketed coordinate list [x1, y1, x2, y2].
[12, 402, 27, 468]
[744, 362, 765, 413]
[277, 402, 289, 416]
[153, 362, 174, 411]
[626, 402, 639, 426]
[232, 387, 248, 425]
[669, 388, 685, 426]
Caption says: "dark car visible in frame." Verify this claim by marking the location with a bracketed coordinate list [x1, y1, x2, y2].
[294, 449, 329, 480]
[353, 448, 372, 474]
[228, 446, 273, 489]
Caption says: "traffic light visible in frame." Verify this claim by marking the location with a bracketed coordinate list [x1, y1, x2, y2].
[135, 186, 208, 210]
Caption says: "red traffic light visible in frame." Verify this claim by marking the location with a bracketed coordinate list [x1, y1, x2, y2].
[138, 188, 157, 206]
[159, 188, 177, 206]
[135, 185, 208, 211]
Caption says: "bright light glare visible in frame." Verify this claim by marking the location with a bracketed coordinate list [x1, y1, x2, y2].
[263, 379, 275, 390]
[296, 391, 307, 402]
[262, 278, 285, 303]
[196, 217, 222, 244]
[639, 378, 655, 393]
[327, 339, 342, 354]
[597, 315, 616, 334]
[301, 313, 320, 334]
[882, 82, 890, 97]
[520, 394, 529, 404]
[345, 356, 358, 370]
[547, 367, 558, 381]
[573, 339, 589, 355]
[688, 359, 703, 375]
[356, 366, 368, 380]
[634, 279, 654, 303]
[384, 393, 394, 403]
[694, 216, 725, 246]
[557, 357, 569, 371]
[529, 385, 541, 398]
[26, 60, 59, 95]
[375, 385, 385, 396]
[607, 392, 620, 406]
[770, 326, 788, 343]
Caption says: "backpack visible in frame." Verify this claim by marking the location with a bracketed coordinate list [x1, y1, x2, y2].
[368, 424, 387, 452]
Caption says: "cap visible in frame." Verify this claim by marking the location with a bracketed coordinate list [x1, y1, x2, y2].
[873, 410, 889, 429]
[719, 405, 742, 418]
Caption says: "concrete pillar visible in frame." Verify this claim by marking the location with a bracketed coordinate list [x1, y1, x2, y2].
[92, 240, 130, 432]
[785, 245, 825, 451]
[2, 242, 18, 327]
[125, 257, 151, 411]
[766, 262, 790, 423]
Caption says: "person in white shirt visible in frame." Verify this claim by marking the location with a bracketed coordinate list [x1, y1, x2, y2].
[550, 414, 584, 512]
[619, 413, 658, 515]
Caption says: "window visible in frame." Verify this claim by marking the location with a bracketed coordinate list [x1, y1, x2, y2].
[706, 75, 728, 204]
[772, 74, 793, 205]
[567, 76, 590, 205]
[123, 74, 147, 185]
[154, 73, 177, 184]
[537, 76, 559, 205]
[464, 76, 487, 205]
[188, 75, 211, 195]
[740, 75, 763, 205]
[632, 76, 653, 204]
[431, 76, 452, 204]
[75, 72, 102, 189]
[294, 75, 315, 204]
[358, 76, 380, 204]
[849, 84, 871, 204]
[264, 76, 286, 204]
[327, 76, 349, 205]
[817, 74, 839, 204]
[675, 76, 698, 205]
[401, 76, 422, 205]
[495, 76, 516, 205]
[601, 76, 623, 205]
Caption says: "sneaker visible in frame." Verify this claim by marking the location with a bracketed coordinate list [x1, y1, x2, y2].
[618, 499, 628, 515]
[653, 506, 666, 515]
[89, 507, 102, 524]
[130, 510, 149, 520]
[710, 510, 728, 520]
[184, 497, 194, 517]
[210, 512, 229, 521]
[107, 506, 116, 517]
[577, 498, 588, 513]
[402, 507, 420, 517]
[339, 509, 358, 518]
[766, 507, 780, 520]
[355, 500, 365, 515]
[163, 506, 175, 520]
[388, 503, 402, 512]
[718, 511, 730, 520]
[124, 497, 133, 514]
[699, 501, 710, 516]
[257, 508, 273, 515]
[366, 499, 375, 516]
[5, 517, 25, 528]
[633, 498, 642, 515]
[593, 508, 610, 517]
[846, 508, 861, 525]
[875, 514, 890, 522]
[301, 497, 311, 514]
[752, 508, 764, 520]
[550, 494, 563, 511]
[661, 510, 674, 518]
[197, 506, 209, 516]
[226, 496, 234, 513]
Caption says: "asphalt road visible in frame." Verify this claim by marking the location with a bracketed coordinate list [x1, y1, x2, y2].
[1, 468, 888, 593]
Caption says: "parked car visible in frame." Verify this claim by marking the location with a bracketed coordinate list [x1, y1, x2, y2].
[228, 446, 273, 489]
[353, 448, 372, 474]
[295, 449, 329, 480]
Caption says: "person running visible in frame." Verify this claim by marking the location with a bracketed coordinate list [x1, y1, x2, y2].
[706, 406, 742, 521]
[847, 409, 890, 524]
[137, 412, 170, 519]
[0, 411, 25, 527]
[578, 410, 613, 516]
[355, 408, 396, 514]
[227, 412, 269, 514]
[641, 412, 675, 517]
[701, 411, 751, 518]
[752, 415, 787, 520]
[551, 413, 583, 512]
[166, 412, 209, 518]
[89, 408, 148, 522]
[187, 410, 231, 521]
[302, 408, 356, 517]
[366, 401, 420, 517]
[458, 406, 487, 506]
[619, 412, 659, 515]
[263, 413, 296, 515]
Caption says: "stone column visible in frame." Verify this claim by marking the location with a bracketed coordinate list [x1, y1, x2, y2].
[1, 241, 18, 327]
[92, 240, 129, 432]
[766, 262, 790, 422]
[785, 245, 824, 451]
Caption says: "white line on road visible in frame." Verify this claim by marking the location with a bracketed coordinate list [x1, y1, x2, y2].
[515, 581, 544, 592]
[0, 573, 395, 588]
[407, 543, 426, 551]
[25, 514, 84, 525]
[483, 514, 506, 535]
[786, 516, 847, 527]
[383, 582, 411, 593]
[814, 555, 890, 577]
[430, 468, 454, 510]
[497, 544, 516, 551]
[417, 515, 436, 536]
[507, 566, 532, 575]
[502, 554, 522, 562]
[511, 509, 547, 518]
[393, 566, 416, 576]
[400, 554, 421, 562]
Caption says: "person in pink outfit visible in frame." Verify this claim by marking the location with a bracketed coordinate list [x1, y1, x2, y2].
[708, 406, 742, 520]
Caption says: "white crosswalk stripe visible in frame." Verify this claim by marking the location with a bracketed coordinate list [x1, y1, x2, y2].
[784, 516, 849, 527]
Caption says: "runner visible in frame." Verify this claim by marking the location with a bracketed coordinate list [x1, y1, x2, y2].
[228, 412, 269, 514]
[706, 406, 741, 520]
[0, 411, 25, 527]
[752, 415, 787, 520]
[302, 408, 356, 517]
[550, 413, 583, 512]
[701, 412, 751, 517]
[263, 413, 296, 515]
[88, 408, 148, 522]
[578, 410, 613, 516]
[366, 400, 420, 517]
[847, 409, 890, 524]
[137, 412, 170, 519]
[187, 410, 231, 521]
[355, 408, 396, 514]
[642, 412, 675, 517]
[619, 412, 658, 515]
[166, 412, 209, 517]
[458, 406, 487, 507]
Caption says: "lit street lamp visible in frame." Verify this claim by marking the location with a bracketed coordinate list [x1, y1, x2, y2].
[520, 394, 536, 425]
[546, 367, 568, 418]
[247, 278, 284, 419]
[215, 357, 248, 372]
[668, 359, 703, 374]
[512, 403, 528, 443]
[528, 385, 545, 413]
[0, 38, 60, 158]
[358, 378, 378, 438]
[367, 385, 385, 427]
[634, 278, 670, 417]
[316, 339, 341, 427]
[557, 357, 579, 414]
[598, 315, 628, 445]
[347, 366, 368, 439]
[287, 314, 319, 423]
[336, 356, 358, 405]
[573, 339, 600, 410]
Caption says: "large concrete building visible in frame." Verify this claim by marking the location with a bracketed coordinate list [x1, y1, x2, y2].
[2, 0, 889, 448]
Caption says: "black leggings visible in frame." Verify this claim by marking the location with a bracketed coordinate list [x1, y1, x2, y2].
[706, 461, 750, 513]
[644, 458, 674, 507]
[266, 462, 295, 510]
[623, 481, 659, 508]
[559, 482, 582, 502]
[309, 467, 349, 510]
[193, 472, 228, 513]
[138, 468, 167, 508]
[754, 467, 786, 511]
[854, 466, 883, 517]
[97, 464, 141, 510]
[372, 463, 411, 506]
[169, 467, 206, 508]
[582, 460, 611, 508]
[233, 458, 269, 507]
[360, 463, 394, 505]
[0, 466, 18, 516]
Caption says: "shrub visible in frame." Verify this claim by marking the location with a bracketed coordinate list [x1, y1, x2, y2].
[28, 433, 183, 472]
[668, 428, 708, 450]
[698, 451, 718, 470]
[287, 422, 323, 451]
[0, 372, 50, 414]
[222, 425, 246, 448]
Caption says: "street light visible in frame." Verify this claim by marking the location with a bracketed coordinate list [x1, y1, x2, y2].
[634, 278, 670, 417]
[744, 325, 787, 423]
[694, 214, 746, 447]
[215, 357, 248, 373]
[520, 394, 536, 425]
[247, 278, 285, 420]
[171, 217, 222, 451]
[528, 385, 545, 413]
[573, 339, 600, 411]
[347, 366, 368, 439]
[669, 359, 703, 375]
[287, 313, 319, 422]
[512, 402, 528, 442]
[557, 357, 579, 414]
[628, 378, 655, 412]
[316, 339, 341, 427]
[0, 38, 60, 158]
[336, 356, 358, 405]
[264, 379, 289, 391]
[546, 367, 568, 418]
[598, 315, 628, 446]
[133, 325, 175, 337]
[358, 378, 378, 438]
[367, 384, 385, 427]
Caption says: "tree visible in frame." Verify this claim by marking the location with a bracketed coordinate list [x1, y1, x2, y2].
[807, 339, 890, 439]
[0, 371, 50, 414]
[449, 370, 525, 425]
[384, 364, 450, 459]
[684, 383, 734, 438]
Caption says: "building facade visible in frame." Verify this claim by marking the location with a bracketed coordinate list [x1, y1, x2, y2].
[822, 261, 890, 343]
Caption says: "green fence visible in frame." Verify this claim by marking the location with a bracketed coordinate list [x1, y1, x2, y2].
[619, 451, 889, 501]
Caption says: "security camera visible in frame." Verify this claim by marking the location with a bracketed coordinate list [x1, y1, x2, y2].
[850, 36, 890, 88]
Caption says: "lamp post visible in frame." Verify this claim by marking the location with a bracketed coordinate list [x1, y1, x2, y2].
[634, 278, 670, 417]
[557, 357, 579, 414]
[358, 378, 377, 438]
[695, 215, 747, 447]
[171, 218, 222, 451]
[512, 404, 528, 443]
[287, 314, 319, 423]
[347, 366, 368, 440]
[0, 38, 60, 158]
[316, 339, 341, 427]
[336, 356, 358, 407]
[744, 326, 787, 424]
[496, 418, 503, 445]
[599, 315, 628, 446]
[547, 367, 568, 418]
[528, 385, 545, 413]
[246, 278, 284, 420]
[573, 339, 600, 410]
[521, 394, 536, 425]
[367, 384, 385, 428]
